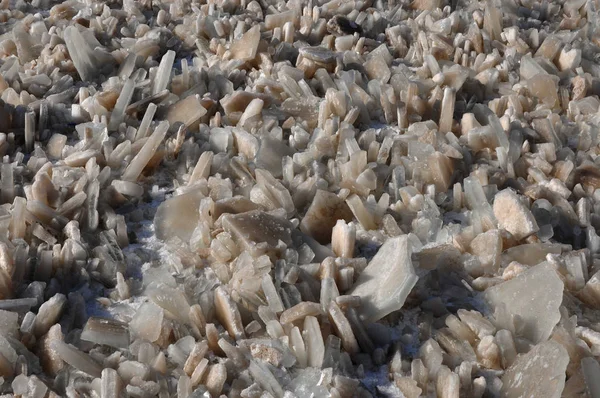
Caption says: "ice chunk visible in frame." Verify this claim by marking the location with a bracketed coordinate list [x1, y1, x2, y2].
[129, 302, 164, 342]
[262, 275, 284, 313]
[51, 341, 102, 378]
[331, 220, 356, 258]
[101, 368, 123, 398]
[152, 50, 175, 95]
[147, 284, 191, 323]
[134, 103, 157, 141]
[222, 210, 293, 257]
[213, 196, 261, 220]
[428, 152, 454, 192]
[519, 54, 548, 80]
[346, 194, 377, 231]
[328, 301, 359, 355]
[557, 48, 581, 71]
[300, 190, 353, 244]
[280, 302, 323, 325]
[166, 94, 207, 128]
[214, 287, 245, 340]
[248, 360, 284, 398]
[63, 26, 98, 81]
[81, 317, 130, 349]
[230, 25, 260, 61]
[438, 87, 455, 134]
[483, 0, 502, 41]
[0, 309, 18, 338]
[493, 189, 539, 240]
[484, 262, 563, 344]
[46, 134, 67, 159]
[582, 357, 600, 397]
[38, 324, 64, 376]
[11, 375, 47, 398]
[502, 243, 562, 266]
[239, 98, 264, 126]
[221, 91, 262, 115]
[108, 79, 135, 131]
[300, 46, 337, 64]
[265, 9, 298, 30]
[255, 137, 295, 178]
[463, 176, 497, 229]
[24, 111, 35, 153]
[469, 229, 502, 274]
[528, 74, 559, 108]
[154, 188, 205, 243]
[501, 340, 568, 398]
[118, 360, 150, 383]
[535, 35, 562, 60]
[254, 169, 295, 217]
[303, 315, 324, 368]
[33, 293, 66, 337]
[364, 52, 391, 83]
[348, 236, 418, 322]
[205, 363, 227, 396]
[121, 121, 169, 181]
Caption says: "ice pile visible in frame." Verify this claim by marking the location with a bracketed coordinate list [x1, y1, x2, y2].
[0, 0, 598, 396]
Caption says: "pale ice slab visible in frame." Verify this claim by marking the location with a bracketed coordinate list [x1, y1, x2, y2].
[50, 340, 103, 378]
[230, 25, 261, 61]
[128, 302, 164, 343]
[80, 317, 130, 349]
[484, 262, 563, 344]
[222, 210, 293, 257]
[348, 235, 418, 322]
[154, 188, 204, 243]
[166, 94, 207, 128]
[501, 340, 568, 398]
[582, 357, 600, 397]
[121, 121, 169, 182]
[299, 189, 353, 244]
[63, 26, 97, 81]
